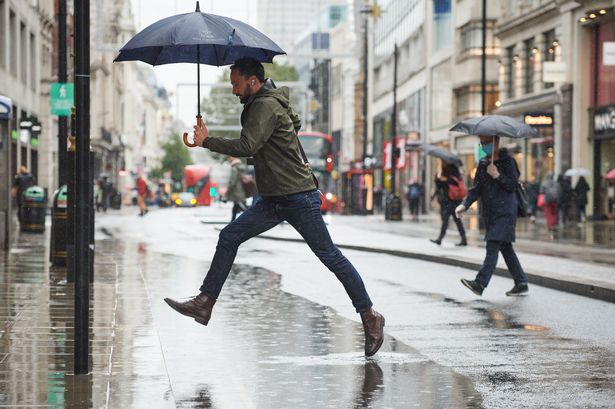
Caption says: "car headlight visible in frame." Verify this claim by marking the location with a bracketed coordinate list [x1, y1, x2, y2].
[175, 199, 182, 205]
[190, 199, 197, 205]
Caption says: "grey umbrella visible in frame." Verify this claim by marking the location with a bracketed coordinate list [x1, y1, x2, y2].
[449, 115, 538, 139]
[421, 144, 463, 167]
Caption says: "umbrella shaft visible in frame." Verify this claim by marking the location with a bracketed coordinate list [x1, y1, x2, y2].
[197, 62, 200, 116]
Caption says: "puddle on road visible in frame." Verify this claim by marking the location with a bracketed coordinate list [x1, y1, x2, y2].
[144, 250, 483, 409]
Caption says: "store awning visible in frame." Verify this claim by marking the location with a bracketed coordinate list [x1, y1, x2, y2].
[0, 95, 12, 120]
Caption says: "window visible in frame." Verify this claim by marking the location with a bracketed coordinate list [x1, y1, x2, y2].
[431, 59, 452, 129]
[524, 38, 535, 94]
[506, 46, 515, 98]
[433, 0, 452, 51]
[9, 9, 16, 76]
[30, 32, 35, 90]
[458, 20, 498, 58]
[20, 22, 27, 83]
[454, 84, 499, 119]
[543, 29, 556, 88]
[0, 0, 5, 69]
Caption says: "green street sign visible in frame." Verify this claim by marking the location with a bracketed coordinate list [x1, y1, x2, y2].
[50, 83, 74, 116]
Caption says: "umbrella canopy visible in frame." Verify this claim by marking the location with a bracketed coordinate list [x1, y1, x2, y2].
[450, 115, 538, 139]
[422, 144, 463, 167]
[114, 8, 285, 66]
[114, 1, 285, 147]
[564, 168, 590, 177]
[607, 169, 615, 180]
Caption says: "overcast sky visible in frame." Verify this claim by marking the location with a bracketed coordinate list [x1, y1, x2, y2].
[129, 0, 259, 126]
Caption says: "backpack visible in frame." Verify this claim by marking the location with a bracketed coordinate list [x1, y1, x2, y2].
[407, 184, 421, 200]
[447, 176, 467, 201]
[240, 174, 256, 198]
[544, 181, 559, 204]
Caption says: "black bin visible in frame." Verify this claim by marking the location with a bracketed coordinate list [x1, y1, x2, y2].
[50, 185, 68, 265]
[385, 193, 403, 221]
[20, 186, 47, 233]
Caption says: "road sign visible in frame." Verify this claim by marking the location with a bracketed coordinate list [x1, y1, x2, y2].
[50, 83, 74, 116]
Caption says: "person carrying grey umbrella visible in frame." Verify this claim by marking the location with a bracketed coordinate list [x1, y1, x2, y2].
[164, 58, 385, 357]
[454, 135, 529, 296]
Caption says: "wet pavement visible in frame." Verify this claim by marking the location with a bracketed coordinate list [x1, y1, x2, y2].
[1, 205, 615, 408]
[0, 228, 481, 408]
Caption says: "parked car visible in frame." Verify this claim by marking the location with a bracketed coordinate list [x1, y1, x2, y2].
[174, 192, 197, 207]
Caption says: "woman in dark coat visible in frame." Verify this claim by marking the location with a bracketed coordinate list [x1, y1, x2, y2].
[574, 176, 590, 222]
[430, 163, 467, 246]
[455, 136, 529, 296]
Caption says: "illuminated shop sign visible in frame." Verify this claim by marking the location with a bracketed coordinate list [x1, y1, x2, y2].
[593, 105, 615, 138]
[524, 113, 553, 127]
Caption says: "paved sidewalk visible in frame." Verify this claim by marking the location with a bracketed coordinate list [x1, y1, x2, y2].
[248, 211, 615, 303]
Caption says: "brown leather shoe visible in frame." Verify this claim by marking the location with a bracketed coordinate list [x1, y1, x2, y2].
[164, 293, 216, 326]
[360, 308, 385, 357]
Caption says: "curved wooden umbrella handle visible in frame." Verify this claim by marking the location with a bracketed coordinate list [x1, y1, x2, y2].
[183, 131, 198, 148]
[182, 116, 203, 148]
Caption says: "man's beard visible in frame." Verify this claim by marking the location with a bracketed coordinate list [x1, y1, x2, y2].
[238, 84, 252, 104]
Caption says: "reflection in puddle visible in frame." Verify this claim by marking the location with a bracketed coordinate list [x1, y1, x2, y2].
[157, 263, 483, 409]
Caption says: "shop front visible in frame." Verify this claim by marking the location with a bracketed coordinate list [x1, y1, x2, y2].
[591, 105, 615, 218]
[588, 14, 615, 218]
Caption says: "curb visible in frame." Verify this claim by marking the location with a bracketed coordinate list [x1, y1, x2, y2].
[255, 234, 615, 304]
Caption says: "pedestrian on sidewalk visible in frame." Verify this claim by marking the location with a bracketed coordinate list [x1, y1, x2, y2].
[574, 176, 590, 222]
[557, 174, 573, 225]
[430, 164, 467, 246]
[541, 173, 560, 231]
[11, 165, 34, 222]
[226, 156, 248, 222]
[406, 179, 422, 222]
[164, 58, 385, 357]
[455, 136, 529, 296]
[137, 174, 149, 216]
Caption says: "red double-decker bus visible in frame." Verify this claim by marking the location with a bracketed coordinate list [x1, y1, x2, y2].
[183, 165, 212, 206]
[297, 131, 337, 213]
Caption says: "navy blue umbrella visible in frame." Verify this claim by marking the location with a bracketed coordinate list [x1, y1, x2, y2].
[114, 1, 285, 145]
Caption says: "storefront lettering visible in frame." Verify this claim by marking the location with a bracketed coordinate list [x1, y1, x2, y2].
[594, 107, 615, 134]
[524, 114, 553, 126]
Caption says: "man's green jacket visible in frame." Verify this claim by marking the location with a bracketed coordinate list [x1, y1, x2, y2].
[203, 84, 316, 196]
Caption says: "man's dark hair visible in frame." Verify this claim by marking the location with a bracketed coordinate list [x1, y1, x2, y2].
[230, 58, 265, 83]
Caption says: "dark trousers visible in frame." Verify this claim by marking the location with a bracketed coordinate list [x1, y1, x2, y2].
[408, 199, 419, 219]
[231, 201, 248, 221]
[200, 190, 373, 313]
[437, 209, 466, 240]
[476, 240, 528, 287]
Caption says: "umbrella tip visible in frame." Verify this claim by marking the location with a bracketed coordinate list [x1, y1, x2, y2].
[195, 1, 200, 12]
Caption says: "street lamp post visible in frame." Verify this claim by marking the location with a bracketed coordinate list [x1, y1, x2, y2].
[58, 0, 68, 186]
[359, 2, 382, 215]
[385, 43, 402, 221]
[74, 0, 91, 376]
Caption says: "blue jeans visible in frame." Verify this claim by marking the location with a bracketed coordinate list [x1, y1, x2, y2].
[476, 240, 528, 287]
[200, 190, 373, 313]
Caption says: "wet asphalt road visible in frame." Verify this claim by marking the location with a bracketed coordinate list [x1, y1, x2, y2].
[1, 204, 615, 408]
